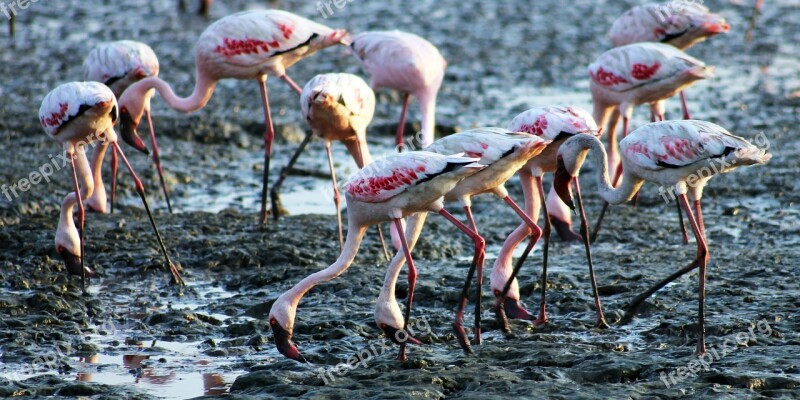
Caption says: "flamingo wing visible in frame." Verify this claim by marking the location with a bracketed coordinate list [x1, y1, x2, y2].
[83, 41, 159, 88]
[508, 106, 599, 141]
[351, 30, 445, 92]
[39, 82, 116, 137]
[345, 152, 475, 203]
[588, 42, 705, 92]
[426, 128, 535, 165]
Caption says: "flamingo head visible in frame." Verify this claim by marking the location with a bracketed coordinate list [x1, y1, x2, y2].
[268, 297, 304, 362]
[57, 246, 95, 279]
[118, 92, 150, 156]
[375, 297, 422, 346]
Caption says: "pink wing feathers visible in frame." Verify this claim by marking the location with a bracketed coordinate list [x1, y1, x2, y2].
[425, 127, 545, 166]
[588, 42, 706, 92]
[610, 2, 728, 46]
[39, 82, 116, 137]
[82, 41, 159, 85]
[508, 106, 599, 141]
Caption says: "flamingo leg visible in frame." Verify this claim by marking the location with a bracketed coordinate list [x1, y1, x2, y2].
[573, 179, 609, 328]
[677, 201, 690, 245]
[680, 91, 691, 120]
[437, 209, 485, 354]
[326, 142, 344, 249]
[146, 110, 172, 213]
[280, 74, 304, 95]
[110, 145, 118, 214]
[592, 116, 629, 242]
[396, 93, 411, 152]
[257, 76, 274, 225]
[113, 143, 184, 287]
[746, 0, 763, 42]
[463, 206, 482, 345]
[621, 194, 708, 354]
[68, 150, 87, 292]
[270, 130, 313, 221]
[694, 200, 706, 240]
[394, 217, 418, 362]
[495, 177, 549, 331]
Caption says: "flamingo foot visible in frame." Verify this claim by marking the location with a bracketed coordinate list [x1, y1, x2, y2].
[550, 216, 581, 242]
[596, 317, 610, 330]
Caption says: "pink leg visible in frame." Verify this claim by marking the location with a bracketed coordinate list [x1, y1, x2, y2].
[110, 146, 118, 214]
[463, 206, 482, 345]
[573, 179, 609, 328]
[281, 74, 304, 95]
[257, 76, 274, 225]
[746, 0, 763, 42]
[680, 91, 691, 120]
[438, 209, 485, 354]
[394, 218, 418, 362]
[396, 93, 411, 152]
[592, 116, 629, 242]
[326, 142, 344, 249]
[534, 177, 550, 325]
[146, 110, 172, 213]
[677, 201, 690, 245]
[621, 194, 708, 354]
[68, 150, 87, 292]
[694, 200, 706, 240]
[113, 143, 184, 287]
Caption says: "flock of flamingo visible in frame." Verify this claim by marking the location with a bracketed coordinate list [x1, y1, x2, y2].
[36, 1, 771, 363]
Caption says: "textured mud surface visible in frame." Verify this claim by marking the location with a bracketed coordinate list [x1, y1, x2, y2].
[1, 0, 799, 399]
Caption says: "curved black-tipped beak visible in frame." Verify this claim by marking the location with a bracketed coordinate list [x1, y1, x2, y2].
[119, 108, 150, 155]
[553, 156, 575, 210]
[380, 325, 423, 346]
[502, 297, 533, 321]
[270, 318, 303, 361]
[57, 248, 95, 278]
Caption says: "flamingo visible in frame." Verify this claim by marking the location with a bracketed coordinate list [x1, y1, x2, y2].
[39, 82, 184, 291]
[552, 120, 771, 354]
[746, 0, 764, 42]
[82, 40, 171, 214]
[423, 127, 550, 351]
[350, 30, 446, 151]
[117, 10, 350, 224]
[269, 73, 380, 246]
[608, 1, 729, 136]
[269, 151, 486, 362]
[491, 106, 605, 330]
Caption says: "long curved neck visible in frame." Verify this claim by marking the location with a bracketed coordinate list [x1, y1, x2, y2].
[282, 224, 368, 310]
[580, 136, 643, 205]
[137, 67, 217, 113]
[417, 92, 437, 148]
[378, 213, 427, 303]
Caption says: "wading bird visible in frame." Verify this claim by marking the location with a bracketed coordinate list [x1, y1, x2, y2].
[82, 40, 171, 214]
[269, 151, 486, 362]
[608, 1, 728, 135]
[553, 120, 771, 354]
[118, 9, 350, 224]
[270, 73, 382, 248]
[424, 128, 549, 351]
[491, 106, 604, 329]
[351, 30, 446, 151]
[39, 82, 184, 291]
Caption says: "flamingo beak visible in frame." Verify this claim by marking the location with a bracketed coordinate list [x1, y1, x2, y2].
[119, 108, 150, 155]
[554, 156, 575, 210]
[500, 297, 534, 321]
[57, 248, 95, 278]
[270, 318, 304, 361]
[380, 325, 423, 346]
[704, 22, 730, 35]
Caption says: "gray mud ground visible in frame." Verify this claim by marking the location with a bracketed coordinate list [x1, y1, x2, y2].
[1, 0, 799, 399]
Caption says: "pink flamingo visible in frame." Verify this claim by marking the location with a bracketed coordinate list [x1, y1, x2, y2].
[491, 106, 604, 329]
[82, 40, 171, 214]
[423, 128, 549, 351]
[269, 73, 383, 248]
[39, 82, 184, 290]
[350, 30, 446, 151]
[553, 120, 771, 354]
[609, 1, 728, 132]
[118, 10, 350, 224]
[269, 151, 486, 361]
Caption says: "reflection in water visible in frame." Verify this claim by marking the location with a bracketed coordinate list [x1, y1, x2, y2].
[76, 354, 229, 398]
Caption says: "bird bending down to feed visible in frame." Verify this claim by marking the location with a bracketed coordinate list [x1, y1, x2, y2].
[491, 106, 605, 329]
[423, 127, 550, 350]
[270, 72, 392, 255]
[81, 40, 171, 214]
[351, 30, 446, 151]
[590, 42, 713, 178]
[553, 120, 771, 354]
[608, 1, 728, 135]
[39, 82, 185, 291]
[269, 151, 486, 362]
[118, 9, 350, 224]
